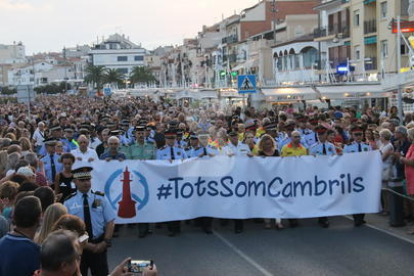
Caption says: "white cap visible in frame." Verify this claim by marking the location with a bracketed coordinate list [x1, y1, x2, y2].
[16, 166, 35, 177]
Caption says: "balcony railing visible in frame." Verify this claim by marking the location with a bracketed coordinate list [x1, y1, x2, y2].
[364, 57, 377, 71]
[364, 20, 377, 34]
[222, 35, 238, 44]
[314, 23, 350, 39]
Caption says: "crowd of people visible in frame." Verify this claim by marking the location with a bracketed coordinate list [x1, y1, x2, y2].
[1, 94, 414, 275]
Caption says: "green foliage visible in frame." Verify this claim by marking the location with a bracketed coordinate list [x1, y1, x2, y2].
[130, 66, 157, 85]
[0, 86, 17, 95]
[84, 65, 106, 89]
[103, 68, 125, 86]
[33, 82, 71, 94]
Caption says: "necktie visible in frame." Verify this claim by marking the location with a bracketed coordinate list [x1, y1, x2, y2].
[203, 147, 208, 156]
[322, 144, 327, 155]
[358, 143, 362, 152]
[83, 194, 93, 238]
[170, 147, 175, 160]
[50, 154, 56, 182]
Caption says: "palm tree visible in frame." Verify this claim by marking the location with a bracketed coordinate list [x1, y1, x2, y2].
[84, 65, 105, 90]
[103, 68, 124, 88]
[130, 66, 157, 87]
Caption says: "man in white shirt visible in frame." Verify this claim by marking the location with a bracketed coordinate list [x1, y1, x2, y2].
[222, 131, 252, 157]
[32, 122, 45, 152]
[70, 135, 98, 162]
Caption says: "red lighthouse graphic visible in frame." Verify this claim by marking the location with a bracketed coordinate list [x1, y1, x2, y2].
[118, 167, 137, 218]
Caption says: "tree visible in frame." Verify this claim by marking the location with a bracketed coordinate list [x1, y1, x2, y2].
[84, 65, 105, 90]
[130, 66, 157, 86]
[103, 68, 124, 88]
[0, 86, 17, 95]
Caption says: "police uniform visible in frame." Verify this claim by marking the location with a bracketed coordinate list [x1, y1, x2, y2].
[127, 141, 156, 160]
[190, 145, 219, 157]
[40, 138, 64, 185]
[64, 162, 116, 276]
[222, 132, 251, 156]
[119, 121, 135, 146]
[309, 125, 335, 227]
[298, 128, 318, 148]
[156, 129, 188, 236]
[343, 126, 372, 226]
[156, 144, 188, 160]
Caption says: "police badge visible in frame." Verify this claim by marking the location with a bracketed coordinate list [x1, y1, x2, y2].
[92, 198, 102, 208]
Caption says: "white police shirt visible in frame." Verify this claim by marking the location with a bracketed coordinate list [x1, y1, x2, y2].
[298, 128, 318, 148]
[189, 145, 219, 158]
[156, 145, 188, 160]
[343, 142, 372, 153]
[222, 142, 251, 156]
[309, 141, 336, 156]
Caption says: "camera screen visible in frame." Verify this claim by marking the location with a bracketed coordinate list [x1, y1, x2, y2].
[128, 260, 152, 274]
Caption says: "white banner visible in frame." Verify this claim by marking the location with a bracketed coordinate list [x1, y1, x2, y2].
[91, 151, 382, 224]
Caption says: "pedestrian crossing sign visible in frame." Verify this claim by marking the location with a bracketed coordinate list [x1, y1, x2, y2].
[237, 75, 257, 93]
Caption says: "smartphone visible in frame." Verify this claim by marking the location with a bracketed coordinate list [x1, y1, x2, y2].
[128, 260, 153, 275]
[78, 234, 89, 243]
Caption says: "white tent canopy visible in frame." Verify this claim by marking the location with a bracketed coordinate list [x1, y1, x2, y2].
[262, 87, 317, 102]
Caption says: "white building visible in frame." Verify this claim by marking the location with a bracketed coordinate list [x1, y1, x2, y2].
[88, 34, 147, 76]
[0, 42, 26, 64]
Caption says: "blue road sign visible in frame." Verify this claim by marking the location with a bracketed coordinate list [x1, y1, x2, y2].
[237, 75, 257, 93]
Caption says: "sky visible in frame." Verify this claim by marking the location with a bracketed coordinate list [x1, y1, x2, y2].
[0, 0, 258, 54]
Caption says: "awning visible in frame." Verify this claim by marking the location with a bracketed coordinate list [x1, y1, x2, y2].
[315, 84, 385, 99]
[262, 87, 318, 102]
[231, 57, 259, 71]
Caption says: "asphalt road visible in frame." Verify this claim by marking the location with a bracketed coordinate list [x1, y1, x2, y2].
[107, 217, 414, 276]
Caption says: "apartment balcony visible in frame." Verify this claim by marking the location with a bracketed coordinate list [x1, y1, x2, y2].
[222, 35, 238, 45]
[364, 57, 377, 71]
[314, 24, 350, 40]
[364, 20, 377, 35]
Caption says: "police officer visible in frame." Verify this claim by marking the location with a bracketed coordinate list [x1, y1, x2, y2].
[62, 128, 78, 152]
[38, 125, 66, 156]
[64, 162, 116, 276]
[343, 125, 372, 226]
[185, 133, 200, 157]
[190, 131, 218, 234]
[309, 125, 336, 228]
[192, 131, 219, 158]
[40, 138, 64, 186]
[119, 120, 134, 146]
[127, 126, 156, 238]
[297, 115, 317, 148]
[156, 129, 188, 237]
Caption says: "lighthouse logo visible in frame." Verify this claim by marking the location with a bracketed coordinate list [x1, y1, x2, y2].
[104, 167, 149, 219]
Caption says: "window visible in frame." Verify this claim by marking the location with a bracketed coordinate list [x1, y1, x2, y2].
[117, 68, 128, 74]
[354, 10, 360, 27]
[381, 2, 387, 19]
[117, 56, 128, 62]
[134, 56, 144, 61]
[355, 46, 361, 60]
[381, 40, 388, 58]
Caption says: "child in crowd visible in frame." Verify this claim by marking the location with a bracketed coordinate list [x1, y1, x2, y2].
[0, 181, 20, 223]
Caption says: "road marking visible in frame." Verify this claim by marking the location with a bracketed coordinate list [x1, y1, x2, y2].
[213, 231, 274, 276]
[343, 216, 414, 246]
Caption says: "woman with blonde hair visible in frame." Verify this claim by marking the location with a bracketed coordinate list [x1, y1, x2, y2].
[257, 134, 283, 229]
[18, 137, 32, 156]
[35, 203, 68, 244]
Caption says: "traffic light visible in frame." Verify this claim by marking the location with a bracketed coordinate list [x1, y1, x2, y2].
[219, 70, 226, 79]
[231, 71, 238, 77]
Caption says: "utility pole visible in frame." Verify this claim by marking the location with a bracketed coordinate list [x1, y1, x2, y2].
[396, 16, 404, 123]
[271, 0, 277, 44]
[63, 47, 68, 93]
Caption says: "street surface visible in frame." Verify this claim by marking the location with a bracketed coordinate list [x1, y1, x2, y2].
[108, 217, 414, 276]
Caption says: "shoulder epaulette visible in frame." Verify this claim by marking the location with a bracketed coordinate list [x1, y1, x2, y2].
[92, 191, 105, 196]
[65, 192, 77, 201]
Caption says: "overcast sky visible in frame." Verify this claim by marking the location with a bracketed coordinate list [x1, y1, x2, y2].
[0, 0, 258, 54]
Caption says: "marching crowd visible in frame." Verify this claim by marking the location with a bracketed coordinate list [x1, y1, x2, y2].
[1, 94, 414, 276]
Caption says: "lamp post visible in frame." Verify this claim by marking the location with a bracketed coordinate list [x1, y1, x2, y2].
[271, 0, 277, 44]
